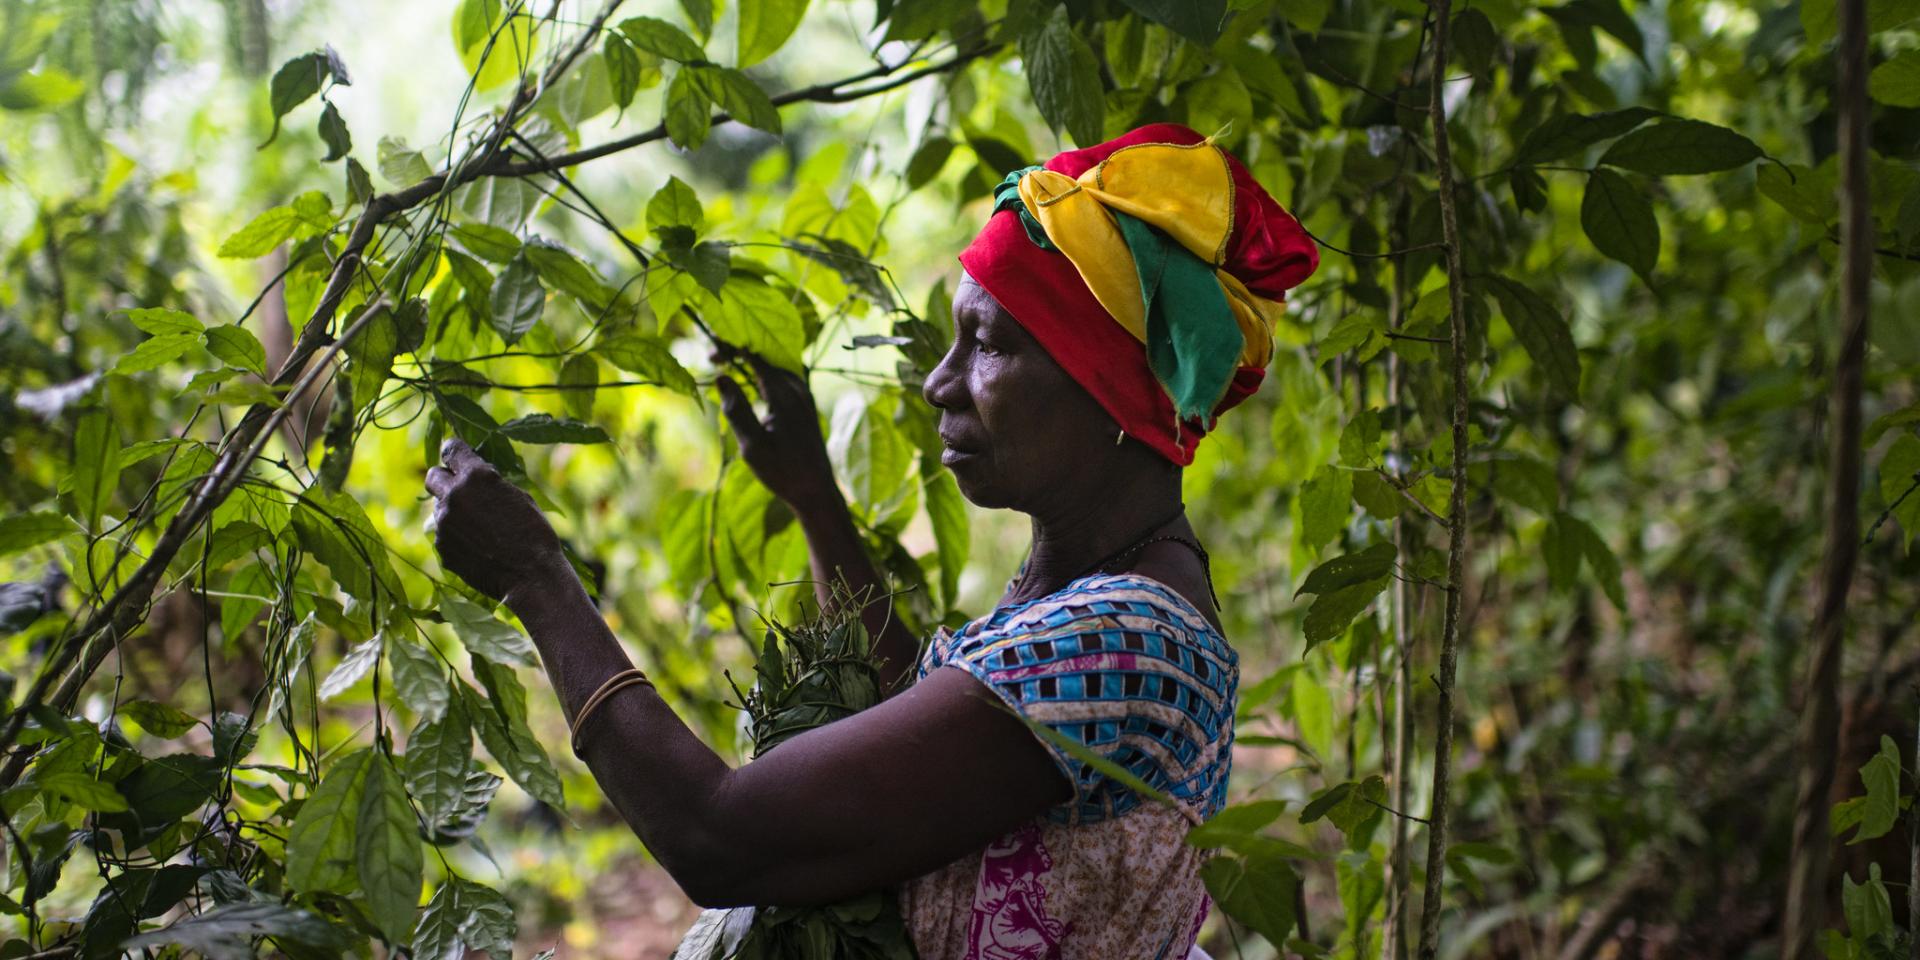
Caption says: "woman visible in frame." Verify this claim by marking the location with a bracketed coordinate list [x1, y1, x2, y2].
[425, 123, 1317, 958]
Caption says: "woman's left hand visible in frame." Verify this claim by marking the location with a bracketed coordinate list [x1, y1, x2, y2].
[425, 438, 567, 605]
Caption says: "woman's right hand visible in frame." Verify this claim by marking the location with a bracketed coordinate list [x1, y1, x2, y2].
[714, 350, 841, 512]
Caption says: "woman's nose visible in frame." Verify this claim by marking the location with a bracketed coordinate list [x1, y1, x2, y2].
[922, 345, 964, 411]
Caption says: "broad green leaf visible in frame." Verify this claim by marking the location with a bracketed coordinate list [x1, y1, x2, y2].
[204, 325, 269, 377]
[1570, 515, 1625, 610]
[355, 754, 423, 943]
[450, 222, 522, 263]
[114, 333, 202, 374]
[121, 700, 199, 738]
[1290, 669, 1335, 759]
[204, 381, 284, 408]
[1879, 434, 1920, 544]
[618, 16, 708, 62]
[1597, 119, 1762, 175]
[1297, 466, 1352, 552]
[347, 156, 373, 204]
[346, 303, 399, 416]
[1870, 51, 1920, 107]
[1117, 0, 1227, 46]
[560, 354, 599, 420]
[1842, 864, 1894, 943]
[1303, 577, 1389, 652]
[666, 68, 713, 150]
[1483, 276, 1581, 396]
[0, 69, 85, 111]
[1581, 168, 1659, 281]
[0, 512, 69, 556]
[647, 175, 706, 235]
[413, 878, 517, 960]
[407, 697, 474, 827]
[125, 307, 202, 336]
[926, 466, 969, 608]
[829, 400, 911, 511]
[71, 408, 120, 529]
[488, 250, 546, 345]
[454, 0, 538, 91]
[218, 206, 304, 259]
[1297, 542, 1396, 597]
[907, 136, 954, 189]
[605, 34, 643, 111]
[442, 593, 537, 667]
[1200, 852, 1299, 947]
[523, 237, 616, 312]
[291, 489, 405, 603]
[1850, 736, 1903, 843]
[389, 637, 450, 723]
[663, 490, 713, 595]
[1352, 472, 1404, 520]
[318, 634, 382, 701]
[465, 672, 566, 809]
[1514, 108, 1657, 165]
[738, 0, 808, 67]
[263, 51, 341, 147]
[1186, 799, 1289, 849]
[35, 772, 128, 812]
[1021, 7, 1105, 147]
[1453, 9, 1497, 74]
[884, 0, 975, 42]
[1491, 455, 1560, 515]
[598, 333, 699, 397]
[411, 881, 465, 960]
[694, 66, 782, 134]
[286, 748, 375, 894]
[1756, 162, 1834, 224]
[122, 902, 349, 956]
[714, 276, 808, 371]
[317, 100, 351, 161]
[376, 135, 432, 187]
[496, 413, 611, 444]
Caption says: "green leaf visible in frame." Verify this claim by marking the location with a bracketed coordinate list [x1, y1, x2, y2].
[346, 156, 373, 205]
[604, 34, 644, 112]
[1117, 0, 1227, 46]
[346, 304, 399, 416]
[1482, 277, 1581, 397]
[0, 512, 69, 557]
[123, 903, 349, 956]
[1200, 853, 1299, 947]
[124, 307, 202, 336]
[1303, 578, 1390, 652]
[113, 332, 201, 375]
[907, 136, 954, 190]
[1843, 864, 1894, 943]
[413, 878, 518, 960]
[714, 275, 808, 371]
[35, 772, 128, 813]
[1871, 50, 1920, 107]
[1452, 9, 1497, 75]
[738, 0, 809, 67]
[647, 175, 706, 236]
[217, 206, 303, 259]
[618, 16, 708, 62]
[263, 52, 331, 147]
[695, 66, 782, 134]
[488, 250, 546, 346]
[204, 325, 269, 377]
[121, 700, 199, 738]
[1850, 736, 1903, 843]
[389, 637, 450, 724]
[1186, 799, 1289, 849]
[1021, 7, 1106, 147]
[407, 697, 474, 827]
[291, 489, 404, 603]
[597, 333, 698, 397]
[0, 69, 85, 111]
[1597, 119, 1762, 175]
[355, 753, 423, 943]
[1879, 434, 1920, 544]
[317, 100, 351, 161]
[286, 749, 375, 894]
[1297, 466, 1352, 552]
[1514, 108, 1657, 165]
[450, 223, 522, 263]
[560, 354, 599, 420]
[465, 672, 566, 809]
[377, 135, 432, 187]
[1581, 168, 1659, 281]
[442, 593, 537, 667]
[926, 466, 969, 609]
[318, 634, 383, 701]
[71, 408, 120, 529]
[1297, 542, 1396, 597]
[523, 237, 617, 312]
[1300, 775, 1387, 835]
[496, 413, 611, 444]
[831, 401, 911, 510]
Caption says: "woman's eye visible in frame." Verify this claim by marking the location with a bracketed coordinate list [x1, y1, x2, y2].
[975, 339, 1002, 357]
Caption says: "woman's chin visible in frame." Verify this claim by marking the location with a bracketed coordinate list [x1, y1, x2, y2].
[944, 456, 1005, 508]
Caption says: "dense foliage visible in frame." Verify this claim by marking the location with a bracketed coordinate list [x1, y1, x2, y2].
[1, 0, 1918, 957]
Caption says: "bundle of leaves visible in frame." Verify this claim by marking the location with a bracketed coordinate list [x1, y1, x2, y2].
[675, 591, 916, 960]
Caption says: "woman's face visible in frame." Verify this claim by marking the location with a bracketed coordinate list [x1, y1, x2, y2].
[922, 275, 1120, 511]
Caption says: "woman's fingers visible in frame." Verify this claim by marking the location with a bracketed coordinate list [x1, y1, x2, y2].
[425, 466, 456, 498]
[715, 374, 768, 442]
[440, 438, 493, 477]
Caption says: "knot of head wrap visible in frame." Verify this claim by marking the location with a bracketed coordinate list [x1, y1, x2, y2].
[960, 124, 1319, 465]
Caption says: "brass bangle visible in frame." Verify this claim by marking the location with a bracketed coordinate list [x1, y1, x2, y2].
[569, 668, 654, 756]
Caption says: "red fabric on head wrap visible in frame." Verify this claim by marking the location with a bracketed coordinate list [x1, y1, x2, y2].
[957, 124, 1318, 465]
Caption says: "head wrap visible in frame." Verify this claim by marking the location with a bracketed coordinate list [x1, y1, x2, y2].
[958, 123, 1318, 465]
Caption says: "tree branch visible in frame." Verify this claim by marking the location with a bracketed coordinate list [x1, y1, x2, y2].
[1417, 1, 1474, 957]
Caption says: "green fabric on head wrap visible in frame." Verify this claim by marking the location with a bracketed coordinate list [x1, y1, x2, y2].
[992, 167, 1245, 422]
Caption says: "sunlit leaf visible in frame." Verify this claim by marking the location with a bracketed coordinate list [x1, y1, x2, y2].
[738, 0, 809, 67]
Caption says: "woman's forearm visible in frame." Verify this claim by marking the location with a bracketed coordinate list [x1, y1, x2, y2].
[791, 490, 921, 692]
